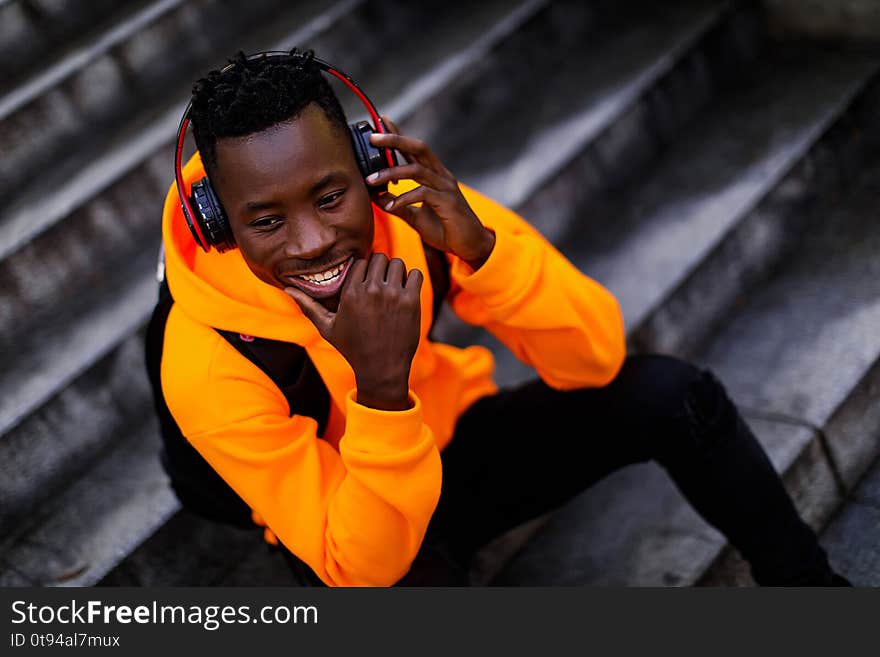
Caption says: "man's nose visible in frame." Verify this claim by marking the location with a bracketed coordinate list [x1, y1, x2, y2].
[283, 213, 335, 259]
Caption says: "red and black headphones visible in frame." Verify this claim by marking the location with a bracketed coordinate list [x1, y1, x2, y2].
[174, 50, 398, 253]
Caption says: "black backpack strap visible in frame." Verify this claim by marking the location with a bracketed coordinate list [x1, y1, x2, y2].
[214, 330, 330, 436]
[423, 242, 449, 327]
[145, 277, 254, 527]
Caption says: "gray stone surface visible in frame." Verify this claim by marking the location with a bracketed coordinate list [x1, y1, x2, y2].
[96, 511, 296, 587]
[821, 456, 880, 587]
[629, 78, 877, 358]
[685, 128, 880, 586]
[0, 333, 153, 537]
[0, 260, 157, 439]
[0, 417, 177, 586]
[429, 0, 741, 386]
[823, 357, 880, 490]
[852, 455, 880, 506]
[0, 0, 361, 206]
[0, 0, 121, 92]
[698, 154, 880, 429]
[566, 46, 878, 340]
[411, 11, 880, 587]
[433, 0, 730, 215]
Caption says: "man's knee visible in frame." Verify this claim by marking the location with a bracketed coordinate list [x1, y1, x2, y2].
[616, 354, 739, 450]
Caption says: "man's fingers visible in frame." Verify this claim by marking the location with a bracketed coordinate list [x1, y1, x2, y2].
[347, 257, 368, 285]
[375, 191, 418, 225]
[369, 132, 444, 171]
[405, 267, 424, 292]
[385, 257, 406, 286]
[366, 162, 451, 191]
[384, 185, 442, 213]
[365, 252, 390, 285]
[283, 286, 334, 333]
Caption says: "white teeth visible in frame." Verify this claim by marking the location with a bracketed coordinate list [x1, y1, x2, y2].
[298, 262, 344, 285]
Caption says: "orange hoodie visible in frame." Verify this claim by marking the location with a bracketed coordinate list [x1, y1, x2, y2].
[160, 152, 626, 586]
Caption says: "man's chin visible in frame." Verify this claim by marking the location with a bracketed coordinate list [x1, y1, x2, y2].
[317, 295, 340, 313]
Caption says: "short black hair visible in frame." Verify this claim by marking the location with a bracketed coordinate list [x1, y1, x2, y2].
[189, 48, 348, 176]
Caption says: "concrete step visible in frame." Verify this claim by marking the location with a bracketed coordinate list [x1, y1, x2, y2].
[0, 330, 154, 541]
[420, 0, 737, 221]
[0, 0, 129, 92]
[95, 510, 302, 587]
[694, 136, 880, 585]
[0, 411, 177, 586]
[570, 45, 879, 355]
[335, 0, 551, 124]
[820, 454, 880, 587]
[0, 0, 351, 209]
[491, 103, 880, 585]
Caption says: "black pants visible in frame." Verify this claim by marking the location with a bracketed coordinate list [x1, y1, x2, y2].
[387, 353, 842, 586]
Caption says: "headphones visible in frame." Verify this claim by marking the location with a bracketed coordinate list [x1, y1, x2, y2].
[174, 50, 398, 253]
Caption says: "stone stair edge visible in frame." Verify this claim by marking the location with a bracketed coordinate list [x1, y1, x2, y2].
[0, 325, 156, 540]
[0, 0, 185, 121]
[0, 414, 180, 587]
[0, 0, 330, 203]
[0, 0, 132, 91]
[506, 0, 736, 211]
[627, 57, 880, 358]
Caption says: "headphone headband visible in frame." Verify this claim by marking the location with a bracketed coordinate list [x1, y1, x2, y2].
[174, 50, 396, 253]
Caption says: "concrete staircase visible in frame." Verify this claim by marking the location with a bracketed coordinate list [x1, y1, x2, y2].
[1, 0, 878, 587]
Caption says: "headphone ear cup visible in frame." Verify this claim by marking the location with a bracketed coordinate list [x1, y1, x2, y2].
[189, 178, 236, 253]
[349, 121, 398, 194]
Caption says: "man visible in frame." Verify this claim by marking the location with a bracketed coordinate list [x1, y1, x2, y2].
[148, 50, 848, 586]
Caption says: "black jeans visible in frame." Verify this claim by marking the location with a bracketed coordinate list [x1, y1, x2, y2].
[391, 354, 841, 586]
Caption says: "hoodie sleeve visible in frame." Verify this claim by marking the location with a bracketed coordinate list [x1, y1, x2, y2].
[161, 307, 442, 587]
[446, 184, 627, 389]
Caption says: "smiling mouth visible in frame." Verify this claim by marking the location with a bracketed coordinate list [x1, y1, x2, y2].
[283, 257, 354, 297]
[296, 261, 347, 286]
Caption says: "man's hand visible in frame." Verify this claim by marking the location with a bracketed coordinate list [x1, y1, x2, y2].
[284, 253, 422, 412]
[368, 116, 496, 271]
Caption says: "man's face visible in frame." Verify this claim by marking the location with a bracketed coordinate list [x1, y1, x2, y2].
[212, 103, 374, 310]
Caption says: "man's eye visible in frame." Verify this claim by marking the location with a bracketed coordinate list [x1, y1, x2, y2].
[252, 216, 283, 230]
[318, 190, 345, 208]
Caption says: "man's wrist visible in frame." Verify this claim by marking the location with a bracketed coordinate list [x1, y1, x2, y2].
[463, 228, 496, 271]
[356, 377, 411, 411]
